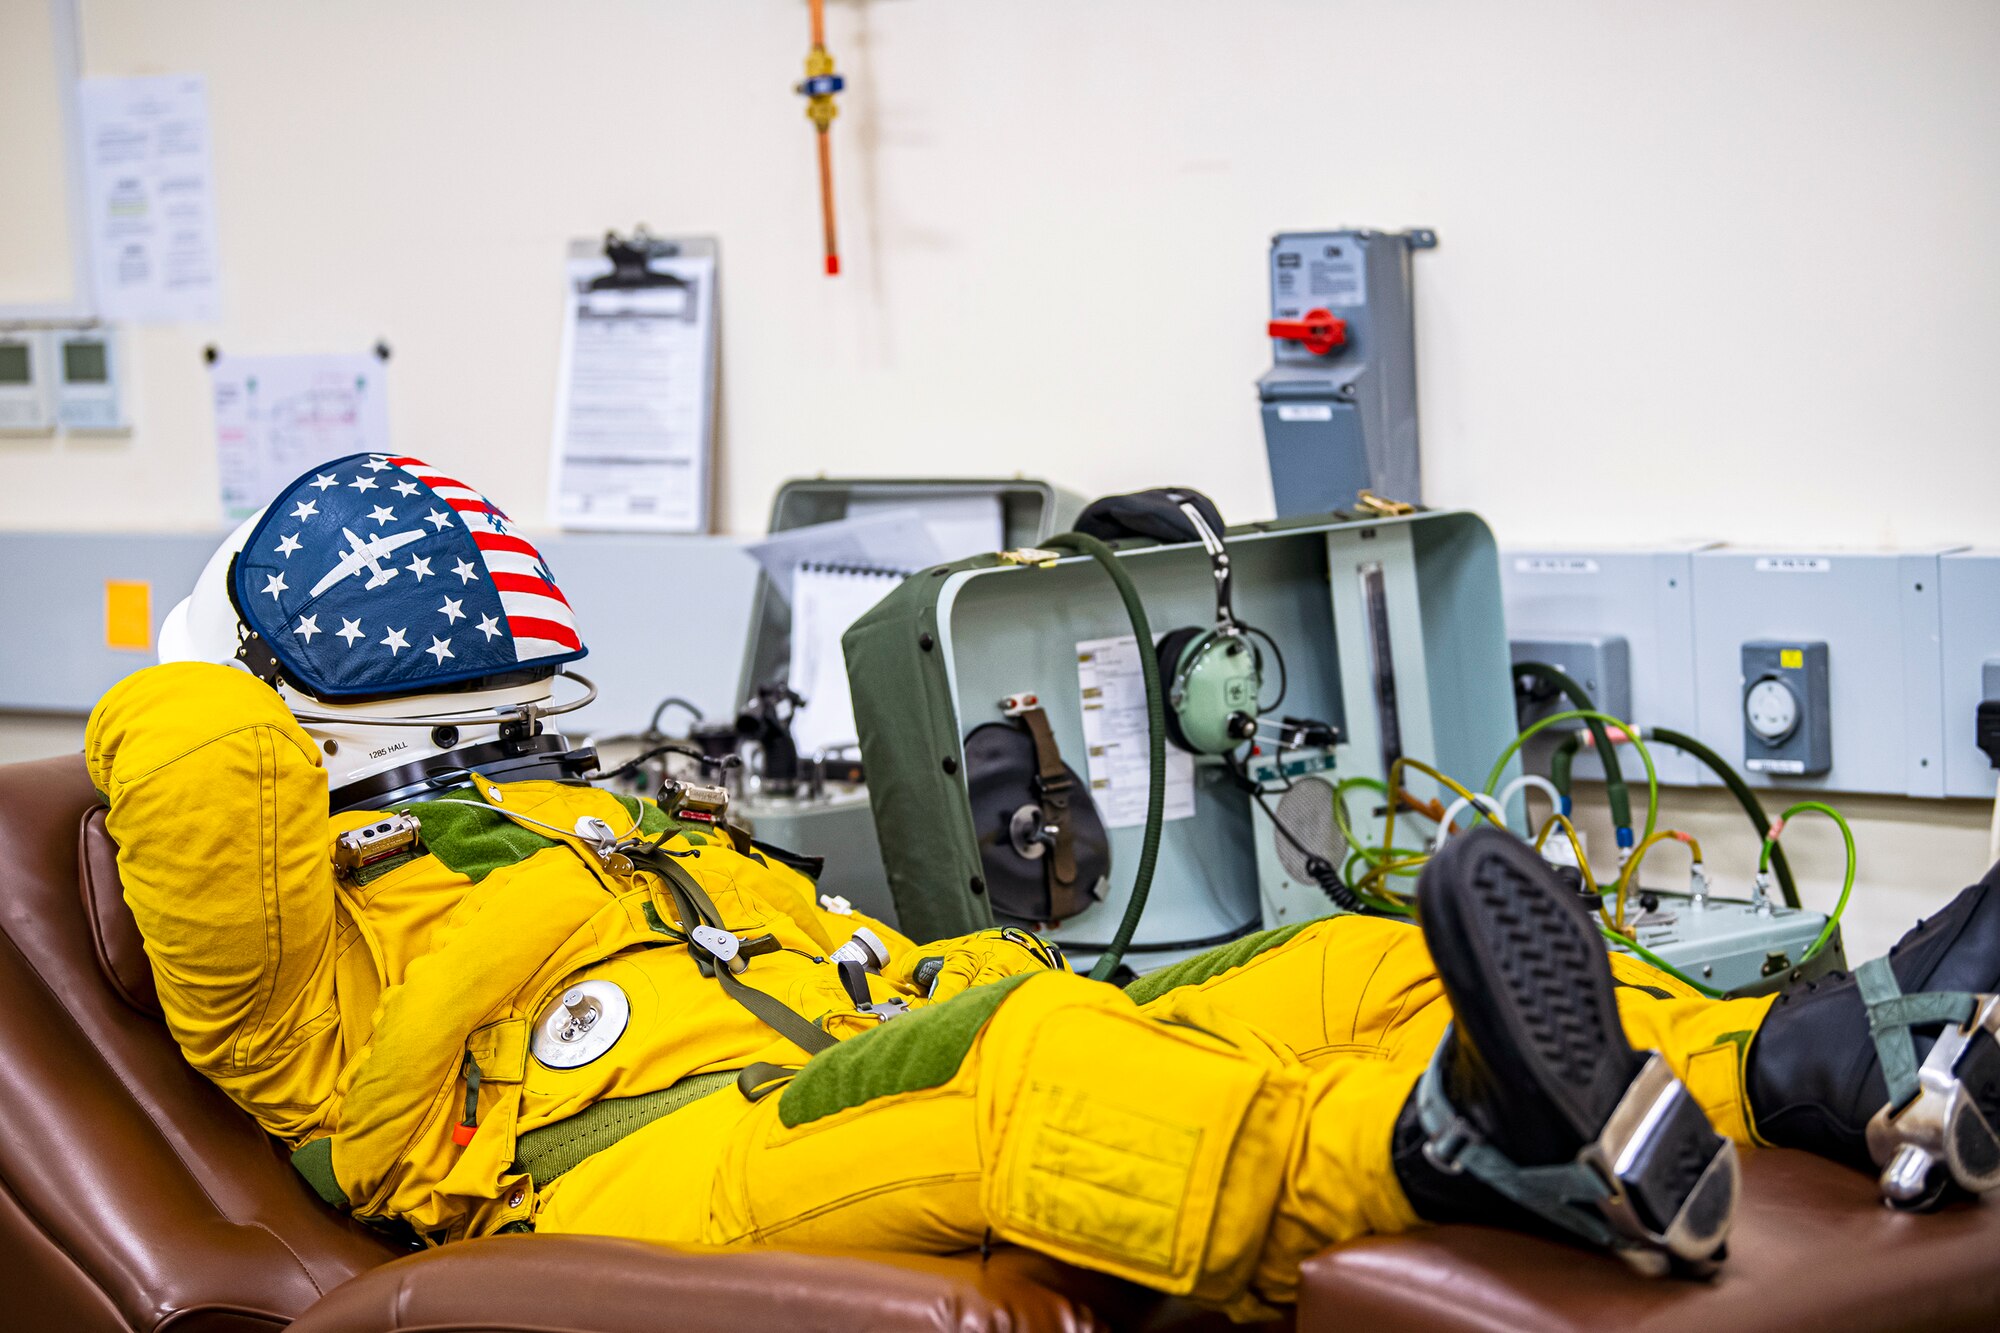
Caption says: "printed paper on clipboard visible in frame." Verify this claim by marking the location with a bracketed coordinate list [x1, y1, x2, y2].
[550, 236, 718, 533]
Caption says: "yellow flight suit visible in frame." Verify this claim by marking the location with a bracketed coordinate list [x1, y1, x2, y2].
[87, 661, 1775, 1316]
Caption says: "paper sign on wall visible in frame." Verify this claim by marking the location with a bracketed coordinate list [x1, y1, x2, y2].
[78, 74, 221, 324]
[210, 353, 392, 519]
[550, 239, 719, 533]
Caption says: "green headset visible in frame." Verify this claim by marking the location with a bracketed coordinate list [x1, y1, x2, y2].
[1153, 500, 1267, 755]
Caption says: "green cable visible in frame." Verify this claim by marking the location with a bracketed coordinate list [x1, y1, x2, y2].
[1042, 532, 1163, 981]
[1647, 726, 1803, 910]
[1760, 800, 1856, 965]
[1514, 662, 1632, 835]
[1552, 723, 1803, 910]
[1486, 709, 1659, 848]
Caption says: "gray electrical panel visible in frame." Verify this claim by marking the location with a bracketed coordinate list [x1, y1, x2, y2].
[1512, 635, 1632, 732]
[1260, 228, 1434, 514]
[1741, 640, 1832, 776]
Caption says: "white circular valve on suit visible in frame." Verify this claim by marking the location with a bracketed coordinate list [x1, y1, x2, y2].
[530, 978, 630, 1070]
[1745, 677, 1801, 743]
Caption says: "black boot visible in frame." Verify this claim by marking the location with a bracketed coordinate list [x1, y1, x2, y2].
[1747, 866, 2000, 1207]
[1392, 828, 1737, 1275]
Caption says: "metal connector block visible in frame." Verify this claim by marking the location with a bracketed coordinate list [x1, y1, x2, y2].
[1586, 1054, 1740, 1275]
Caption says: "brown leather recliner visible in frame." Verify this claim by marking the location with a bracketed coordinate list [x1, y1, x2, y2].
[6, 750, 2000, 1332]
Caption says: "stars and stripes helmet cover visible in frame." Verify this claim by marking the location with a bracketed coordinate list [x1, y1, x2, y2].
[229, 453, 586, 700]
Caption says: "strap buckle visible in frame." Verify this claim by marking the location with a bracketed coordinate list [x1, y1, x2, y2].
[1864, 982, 2000, 1209]
[1420, 1113, 1474, 1176]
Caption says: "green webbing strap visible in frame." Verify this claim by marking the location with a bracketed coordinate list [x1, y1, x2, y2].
[460, 1052, 483, 1131]
[511, 1070, 738, 1186]
[290, 1136, 348, 1208]
[1855, 956, 1979, 1109]
[630, 846, 838, 1058]
[736, 1062, 800, 1102]
[1415, 1034, 1616, 1249]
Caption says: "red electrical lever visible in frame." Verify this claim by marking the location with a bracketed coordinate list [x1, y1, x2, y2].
[1267, 307, 1347, 356]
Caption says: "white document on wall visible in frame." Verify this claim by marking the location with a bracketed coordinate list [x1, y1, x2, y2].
[550, 243, 718, 533]
[210, 353, 392, 519]
[788, 564, 906, 756]
[1076, 634, 1197, 829]
[78, 74, 221, 324]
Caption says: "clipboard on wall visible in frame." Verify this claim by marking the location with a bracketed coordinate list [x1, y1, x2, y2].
[549, 230, 719, 533]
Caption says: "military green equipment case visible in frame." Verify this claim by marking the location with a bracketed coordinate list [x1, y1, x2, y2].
[844, 508, 1521, 959]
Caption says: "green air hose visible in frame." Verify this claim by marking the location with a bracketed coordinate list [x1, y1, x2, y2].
[1041, 532, 1165, 981]
[1513, 661, 1632, 838]
[1551, 726, 1803, 910]
[1648, 727, 1803, 910]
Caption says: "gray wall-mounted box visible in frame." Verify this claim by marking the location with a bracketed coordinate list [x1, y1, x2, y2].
[1500, 547, 1708, 786]
[1260, 229, 1433, 514]
[1691, 549, 1950, 797]
[1940, 550, 2000, 799]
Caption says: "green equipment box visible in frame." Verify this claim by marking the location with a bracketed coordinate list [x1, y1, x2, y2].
[845, 508, 1521, 966]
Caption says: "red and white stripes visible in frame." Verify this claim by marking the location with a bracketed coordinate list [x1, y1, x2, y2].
[386, 456, 582, 659]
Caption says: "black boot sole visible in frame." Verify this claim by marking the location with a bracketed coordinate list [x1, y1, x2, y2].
[1419, 829, 1733, 1254]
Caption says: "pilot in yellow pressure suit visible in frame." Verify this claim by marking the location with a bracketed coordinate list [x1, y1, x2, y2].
[86, 455, 2000, 1318]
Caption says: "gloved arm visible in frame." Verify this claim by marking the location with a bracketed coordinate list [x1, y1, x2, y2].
[85, 662, 344, 1141]
[881, 926, 1071, 1003]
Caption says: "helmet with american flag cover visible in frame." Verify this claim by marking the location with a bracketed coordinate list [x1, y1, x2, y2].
[228, 453, 586, 699]
[159, 454, 598, 811]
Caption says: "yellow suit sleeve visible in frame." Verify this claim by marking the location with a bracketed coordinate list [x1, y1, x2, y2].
[84, 661, 344, 1141]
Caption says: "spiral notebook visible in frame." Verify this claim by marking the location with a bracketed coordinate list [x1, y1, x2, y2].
[788, 562, 908, 756]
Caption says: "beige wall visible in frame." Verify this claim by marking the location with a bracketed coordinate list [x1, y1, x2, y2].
[3, 0, 1998, 949]
[1, 0, 1996, 543]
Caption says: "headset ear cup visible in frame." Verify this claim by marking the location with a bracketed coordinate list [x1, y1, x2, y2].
[1153, 626, 1208, 754]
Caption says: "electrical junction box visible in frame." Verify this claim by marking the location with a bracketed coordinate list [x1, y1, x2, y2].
[53, 327, 126, 432]
[1500, 548, 1709, 787]
[1511, 635, 1632, 734]
[0, 329, 56, 434]
[1741, 641, 1831, 775]
[1260, 229, 1434, 516]
[1693, 549, 1949, 797]
[1939, 551, 2000, 798]
[1609, 891, 1844, 997]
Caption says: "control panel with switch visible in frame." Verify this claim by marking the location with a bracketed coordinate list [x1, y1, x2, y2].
[1742, 641, 1831, 775]
[0, 330, 56, 433]
[1259, 228, 1434, 515]
[53, 327, 126, 432]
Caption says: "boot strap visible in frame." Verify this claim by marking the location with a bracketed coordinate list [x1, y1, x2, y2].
[1416, 1031, 1734, 1268]
[1416, 1042, 1616, 1248]
[1855, 956, 1979, 1110]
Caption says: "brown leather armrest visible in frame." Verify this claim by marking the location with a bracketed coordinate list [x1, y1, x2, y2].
[1296, 1149, 2000, 1332]
[292, 1234, 1262, 1333]
[293, 1235, 1267, 1333]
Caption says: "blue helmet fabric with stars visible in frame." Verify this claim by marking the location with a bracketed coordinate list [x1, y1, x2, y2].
[230, 453, 587, 700]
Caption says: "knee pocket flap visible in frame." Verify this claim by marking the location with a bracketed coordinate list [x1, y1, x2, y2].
[985, 1007, 1285, 1290]
[777, 971, 1038, 1129]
